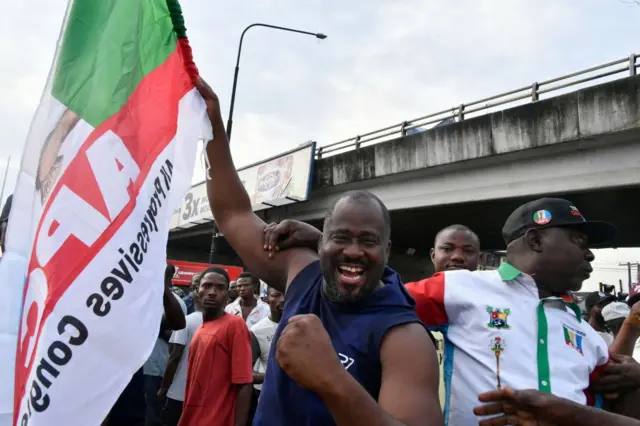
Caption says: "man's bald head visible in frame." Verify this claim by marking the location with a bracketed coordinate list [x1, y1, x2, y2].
[324, 190, 391, 242]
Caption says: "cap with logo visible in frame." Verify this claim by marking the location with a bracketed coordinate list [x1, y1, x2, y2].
[584, 291, 616, 314]
[602, 302, 630, 322]
[501, 198, 617, 246]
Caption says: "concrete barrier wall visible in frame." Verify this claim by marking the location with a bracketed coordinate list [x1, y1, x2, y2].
[315, 75, 640, 188]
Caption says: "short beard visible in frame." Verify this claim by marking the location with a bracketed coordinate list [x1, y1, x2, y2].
[322, 278, 380, 304]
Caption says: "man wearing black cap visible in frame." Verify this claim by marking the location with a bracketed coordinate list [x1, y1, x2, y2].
[585, 291, 617, 346]
[410, 197, 622, 423]
[262, 197, 625, 424]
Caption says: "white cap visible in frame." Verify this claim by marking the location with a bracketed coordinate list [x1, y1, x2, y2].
[602, 302, 630, 322]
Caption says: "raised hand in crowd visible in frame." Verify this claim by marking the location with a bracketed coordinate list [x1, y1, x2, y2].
[161, 264, 186, 331]
[474, 387, 640, 426]
[195, 77, 224, 134]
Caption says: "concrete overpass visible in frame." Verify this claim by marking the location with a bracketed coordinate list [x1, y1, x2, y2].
[169, 57, 640, 279]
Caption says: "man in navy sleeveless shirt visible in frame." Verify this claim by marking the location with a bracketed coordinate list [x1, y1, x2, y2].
[197, 79, 442, 426]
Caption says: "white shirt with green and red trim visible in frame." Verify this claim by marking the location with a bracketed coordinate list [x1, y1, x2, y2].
[406, 262, 609, 426]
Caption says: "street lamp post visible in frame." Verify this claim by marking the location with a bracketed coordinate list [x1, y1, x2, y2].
[208, 24, 326, 264]
[225, 23, 327, 141]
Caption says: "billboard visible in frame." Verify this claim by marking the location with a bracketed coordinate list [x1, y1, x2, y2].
[167, 260, 243, 286]
[171, 142, 316, 230]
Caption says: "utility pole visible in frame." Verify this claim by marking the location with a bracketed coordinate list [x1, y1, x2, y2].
[620, 262, 640, 292]
[0, 156, 10, 206]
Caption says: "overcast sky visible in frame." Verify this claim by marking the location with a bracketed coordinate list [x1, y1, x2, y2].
[1, 0, 639, 289]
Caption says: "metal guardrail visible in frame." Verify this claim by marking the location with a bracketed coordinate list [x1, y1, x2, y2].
[316, 53, 639, 159]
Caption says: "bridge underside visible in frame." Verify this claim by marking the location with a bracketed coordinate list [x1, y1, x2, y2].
[168, 185, 639, 279]
[387, 185, 639, 252]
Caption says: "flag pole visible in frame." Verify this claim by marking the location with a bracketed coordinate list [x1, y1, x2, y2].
[0, 156, 10, 206]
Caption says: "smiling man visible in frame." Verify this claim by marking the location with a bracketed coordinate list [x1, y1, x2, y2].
[197, 79, 441, 426]
[431, 224, 480, 272]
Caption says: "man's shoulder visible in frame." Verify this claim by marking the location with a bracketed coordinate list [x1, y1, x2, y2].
[186, 312, 203, 328]
[445, 268, 498, 280]
[225, 312, 249, 327]
[409, 269, 499, 285]
[251, 316, 276, 332]
[256, 299, 270, 311]
[224, 299, 241, 313]
[250, 315, 268, 330]
[289, 260, 322, 286]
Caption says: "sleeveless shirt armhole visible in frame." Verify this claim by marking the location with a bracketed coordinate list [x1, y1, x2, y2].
[371, 313, 425, 360]
[285, 260, 322, 302]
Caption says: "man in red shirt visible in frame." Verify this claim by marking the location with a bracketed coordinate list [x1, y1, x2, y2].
[178, 267, 253, 426]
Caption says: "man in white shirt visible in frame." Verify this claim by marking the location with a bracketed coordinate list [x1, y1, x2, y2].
[248, 286, 284, 424]
[224, 272, 270, 328]
[143, 264, 187, 426]
[158, 306, 203, 426]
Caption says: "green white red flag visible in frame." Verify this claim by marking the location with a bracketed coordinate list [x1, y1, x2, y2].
[0, 1, 207, 424]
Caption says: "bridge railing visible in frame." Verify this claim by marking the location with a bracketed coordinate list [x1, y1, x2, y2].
[316, 53, 639, 159]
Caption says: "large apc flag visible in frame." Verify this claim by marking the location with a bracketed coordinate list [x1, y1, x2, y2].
[0, 1, 207, 425]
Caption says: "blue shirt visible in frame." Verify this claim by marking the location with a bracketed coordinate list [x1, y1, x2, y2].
[183, 293, 195, 315]
[253, 261, 420, 426]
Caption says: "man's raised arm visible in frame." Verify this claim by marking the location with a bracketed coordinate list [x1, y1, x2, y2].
[196, 79, 316, 292]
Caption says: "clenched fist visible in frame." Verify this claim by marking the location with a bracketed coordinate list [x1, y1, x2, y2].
[276, 314, 346, 393]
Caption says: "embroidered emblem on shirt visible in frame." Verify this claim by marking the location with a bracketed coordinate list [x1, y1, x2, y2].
[339, 353, 355, 370]
[490, 336, 506, 354]
[490, 337, 505, 390]
[563, 324, 585, 355]
[486, 306, 511, 329]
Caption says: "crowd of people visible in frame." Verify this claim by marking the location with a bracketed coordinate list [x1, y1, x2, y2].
[5, 76, 640, 426]
[183, 78, 640, 425]
[98, 264, 283, 426]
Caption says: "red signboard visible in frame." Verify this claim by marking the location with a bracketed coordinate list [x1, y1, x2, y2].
[167, 259, 243, 286]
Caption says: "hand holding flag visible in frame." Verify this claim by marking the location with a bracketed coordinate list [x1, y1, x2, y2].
[196, 78, 225, 137]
